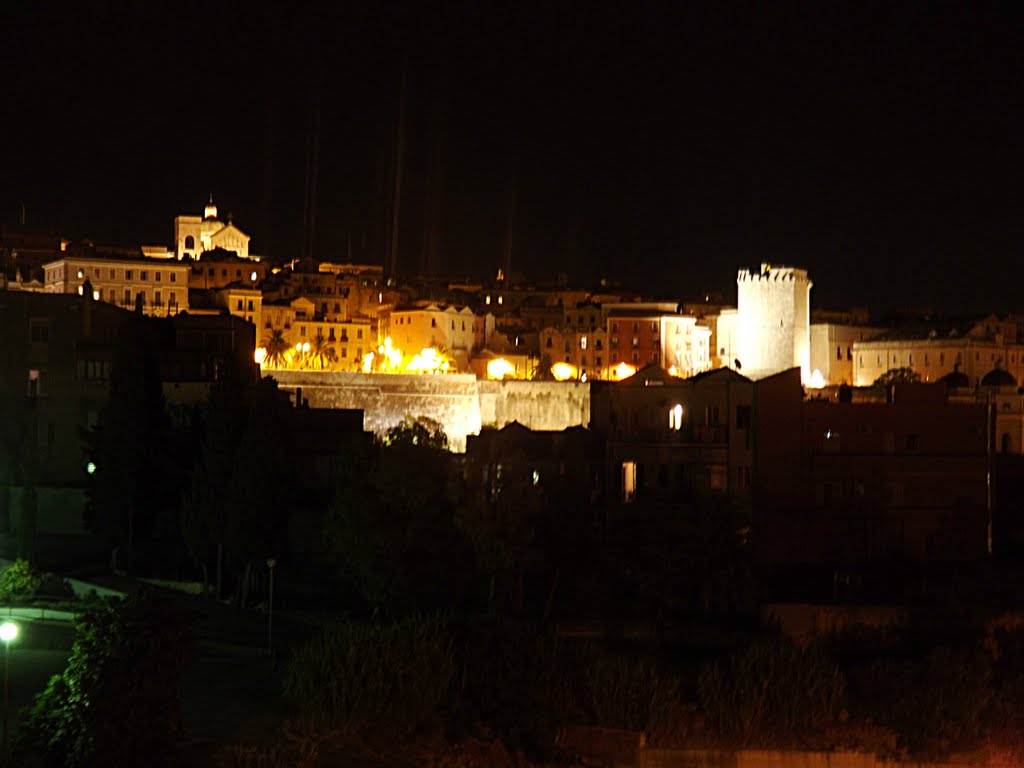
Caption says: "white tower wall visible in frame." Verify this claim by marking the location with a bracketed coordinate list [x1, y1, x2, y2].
[736, 264, 812, 382]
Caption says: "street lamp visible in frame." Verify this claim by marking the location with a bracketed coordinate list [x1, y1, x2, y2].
[0, 620, 18, 763]
[266, 558, 277, 658]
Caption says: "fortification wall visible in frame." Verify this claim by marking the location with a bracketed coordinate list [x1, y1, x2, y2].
[271, 371, 590, 452]
[479, 380, 591, 431]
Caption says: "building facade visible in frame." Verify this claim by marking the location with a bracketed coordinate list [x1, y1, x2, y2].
[43, 254, 190, 316]
[591, 365, 755, 509]
[174, 198, 251, 260]
[851, 316, 1024, 387]
[809, 322, 886, 386]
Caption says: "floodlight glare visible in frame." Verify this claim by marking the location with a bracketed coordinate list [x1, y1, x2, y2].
[0, 622, 17, 643]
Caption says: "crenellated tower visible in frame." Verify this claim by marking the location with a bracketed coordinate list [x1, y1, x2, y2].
[736, 263, 812, 382]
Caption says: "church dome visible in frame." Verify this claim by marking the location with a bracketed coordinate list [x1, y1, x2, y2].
[982, 368, 1017, 388]
[938, 369, 970, 388]
[204, 195, 218, 220]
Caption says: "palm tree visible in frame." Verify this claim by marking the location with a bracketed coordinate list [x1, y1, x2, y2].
[308, 330, 337, 371]
[261, 329, 290, 369]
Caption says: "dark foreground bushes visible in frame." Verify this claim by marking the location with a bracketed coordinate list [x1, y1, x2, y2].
[283, 614, 687, 757]
[284, 613, 455, 735]
[698, 636, 846, 745]
[15, 591, 196, 768]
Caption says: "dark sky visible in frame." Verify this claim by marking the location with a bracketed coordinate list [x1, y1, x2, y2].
[3, 3, 1024, 314]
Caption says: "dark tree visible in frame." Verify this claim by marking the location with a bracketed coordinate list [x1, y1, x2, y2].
[324, 417, 473, 614]
[84, 323, 179, 563]
[15, 591, 197, 768]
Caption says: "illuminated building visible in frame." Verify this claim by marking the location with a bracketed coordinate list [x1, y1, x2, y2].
[261, 297, 373, 369]
[540, 326, 608, 380]
[850, 315, 1024, 387]
[380, 304, 478, 372]
[213, 285, 263, 331]
[809, 322, 886, 386]
[42, 253, 190, 316]
[603, 305, 712, 380]
[187, 248, 269, 291]
[174, 196, 252, 261]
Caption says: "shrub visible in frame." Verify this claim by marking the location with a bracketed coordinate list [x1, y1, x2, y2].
[0, 559, 41, 599]
[850, 647, 994, 753]
[460, 617, 573, 757]
[284, 613, 454, 736]
[697, 636, 845, 745]
[14, 591, 196, 768]
[583, 653, 681, 732]
[218, 721, 321, 768]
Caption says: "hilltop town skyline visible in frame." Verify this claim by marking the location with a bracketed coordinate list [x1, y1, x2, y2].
[5, 4, 1024, 315]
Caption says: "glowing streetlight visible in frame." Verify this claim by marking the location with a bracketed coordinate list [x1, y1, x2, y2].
[1, 620, 18, 762]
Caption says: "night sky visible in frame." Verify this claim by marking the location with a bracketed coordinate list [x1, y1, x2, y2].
[3, 3, 1024, 314]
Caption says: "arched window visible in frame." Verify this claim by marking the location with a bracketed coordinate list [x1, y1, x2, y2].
[184, 235, 195, 250]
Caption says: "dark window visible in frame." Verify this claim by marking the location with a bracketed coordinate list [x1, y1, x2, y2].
[237, 300, 243, 310]
[905, 434, 920, 452]
[30, 322, 49, 344]
[736, 405, 752, 429]
[706, 405, 720, 426]
[184, 235, 195, 249]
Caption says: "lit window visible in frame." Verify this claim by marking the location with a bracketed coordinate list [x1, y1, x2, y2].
[581, 336, 588, 350]
[498, 296, 503, 305]
[622, 461, 637, 503]
[669, 404, 683, 430]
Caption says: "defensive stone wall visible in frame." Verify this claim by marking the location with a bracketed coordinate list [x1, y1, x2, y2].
[270, 371, 590, 452]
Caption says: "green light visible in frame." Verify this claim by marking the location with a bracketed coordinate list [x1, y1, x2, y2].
[0, 622, 17, 643]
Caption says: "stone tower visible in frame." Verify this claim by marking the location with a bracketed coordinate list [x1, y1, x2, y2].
[736, 263, 812, 382]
